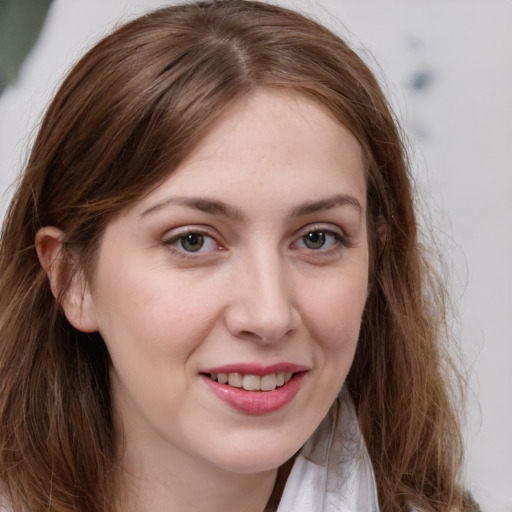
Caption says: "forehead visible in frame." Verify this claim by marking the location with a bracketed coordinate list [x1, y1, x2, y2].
[133, 88, 366, 216]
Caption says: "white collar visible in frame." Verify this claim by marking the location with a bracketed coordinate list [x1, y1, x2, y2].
[277, 388, 380, 511]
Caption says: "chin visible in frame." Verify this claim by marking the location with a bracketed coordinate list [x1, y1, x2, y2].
[209, 439, 299, 475]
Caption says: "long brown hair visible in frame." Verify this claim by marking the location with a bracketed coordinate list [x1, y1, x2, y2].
[0, 1, 478, 511]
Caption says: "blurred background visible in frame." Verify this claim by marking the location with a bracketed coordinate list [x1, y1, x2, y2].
[0, 1, 510, 510]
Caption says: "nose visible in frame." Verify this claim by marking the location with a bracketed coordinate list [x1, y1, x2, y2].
[224, 249, 300, 343]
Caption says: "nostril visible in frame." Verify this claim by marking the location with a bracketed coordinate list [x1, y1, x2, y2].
[238, 330, 264, 341]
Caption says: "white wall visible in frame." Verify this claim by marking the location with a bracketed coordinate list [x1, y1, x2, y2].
[0, 1, 510, 510]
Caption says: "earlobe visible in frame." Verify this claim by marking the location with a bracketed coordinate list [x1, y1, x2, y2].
[35, 227, 99, 333]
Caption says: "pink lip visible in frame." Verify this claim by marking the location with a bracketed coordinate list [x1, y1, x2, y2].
[201, 369, 307, 415]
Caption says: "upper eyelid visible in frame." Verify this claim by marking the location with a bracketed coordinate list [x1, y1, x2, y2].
[162, 225, 219, 240]
[294, 223, 346, 238]
[161, 223, 347, 242]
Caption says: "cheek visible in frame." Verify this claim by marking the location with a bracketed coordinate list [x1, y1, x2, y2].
[93, 262, 221, 361]
[303, 270, 369, 351]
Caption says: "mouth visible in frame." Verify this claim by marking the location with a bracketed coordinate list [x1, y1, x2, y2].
[205, 371, 295, 392]
[200, 363, 308, 413]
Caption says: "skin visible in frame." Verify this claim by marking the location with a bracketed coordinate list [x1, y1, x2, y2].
[37, 89, 369, 512]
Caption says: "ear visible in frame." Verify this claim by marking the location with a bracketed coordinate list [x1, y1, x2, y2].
[35, 226, 99, 333]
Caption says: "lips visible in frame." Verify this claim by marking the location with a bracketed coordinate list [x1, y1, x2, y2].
[201, 363, 307, 414]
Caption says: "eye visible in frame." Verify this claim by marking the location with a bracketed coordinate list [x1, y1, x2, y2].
[294, 229, 342, 251]
[165, 230, 219, 254]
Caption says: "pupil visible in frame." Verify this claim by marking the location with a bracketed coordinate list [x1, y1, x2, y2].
[182, 233, 204, 252]
[305, 231, 325, 249]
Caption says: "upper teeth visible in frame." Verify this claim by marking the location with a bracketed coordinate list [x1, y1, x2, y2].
[209, 372, 293, 391]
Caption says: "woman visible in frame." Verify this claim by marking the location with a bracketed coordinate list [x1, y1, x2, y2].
[0, 1, 479, 511]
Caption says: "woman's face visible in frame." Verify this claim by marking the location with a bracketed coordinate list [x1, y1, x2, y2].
[85, 89, 369, 476]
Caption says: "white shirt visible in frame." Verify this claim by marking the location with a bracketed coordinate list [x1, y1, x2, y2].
[277, 388, 380, 511]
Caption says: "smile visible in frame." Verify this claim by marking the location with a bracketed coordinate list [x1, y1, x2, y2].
[201, 366, 307, 414]
[208, 372, 294, 391]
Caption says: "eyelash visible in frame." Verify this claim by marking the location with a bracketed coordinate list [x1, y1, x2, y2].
[293, 227, 348, 252]
[162, 228, 221, 259]
[162, 224, 350, 259]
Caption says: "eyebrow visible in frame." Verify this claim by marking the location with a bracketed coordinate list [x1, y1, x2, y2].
[139, 193, 362, 220]
[291, 194, 363, 217]
[139, 196, 246, 220]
